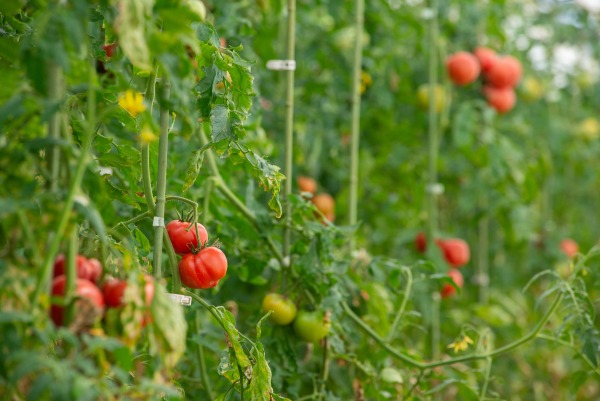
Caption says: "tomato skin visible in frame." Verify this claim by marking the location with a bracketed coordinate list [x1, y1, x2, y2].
[436, 238, 470, 268]
[415, 232, 427, 253]
[483, 86, 516, 113]
[312, 193, 335, 222]
[262, 293, 297, 325]
[293, 310, 331, 343]
[102, 43, 117, 59]
[416, 84, 446, 113]
[298, 176, 317, 194]
[446, 52, 480, 86]
[474, 47, 497, 73]
[560, 239, 579, 258]
[53, 254, 102, 284]
[441, 268, 464, 299]
[179, 247, 228, 289]
[485, 56, 522, 88]
[102, 279, 128, 308]
[50, 276, 105, 326]
[166, 220, 209, 255]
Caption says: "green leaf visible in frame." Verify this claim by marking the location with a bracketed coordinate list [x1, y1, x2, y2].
[182, 149, 205, 192]
[114, 0, 154, 71]
[74, 199, 107, 245]
[380, 367, 403, 384]
[211, 104, 232, 143]
[213, 306, 252, 369]
[581, 331, 599, 367]
[248, 343, 273, 401]
[149, 283, 188, 369]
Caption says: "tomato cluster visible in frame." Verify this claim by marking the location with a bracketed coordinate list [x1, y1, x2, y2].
[167, 220, 228, 289]
[50, 254, 155, 327]
[261, 293, 331, 343]
[446, 48, 523, 114]
[414, 233, 470, 299]
[297, 176, 336, 222]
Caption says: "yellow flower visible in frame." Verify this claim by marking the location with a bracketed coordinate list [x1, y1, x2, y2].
[118, 90, 146, 117]
[448, 335, 474, 353]
[138, 126, 158, 144]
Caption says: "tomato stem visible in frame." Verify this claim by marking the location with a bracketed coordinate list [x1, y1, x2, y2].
[385, 266, 413, 342]
[342, 293, 564, 369]
[196, 126, 284, 265]
[141, 65, 159, 215]
[152, 80, 171, 279]
[348, 0, 365, 251]
[33, 41, 98, 307]
[65, 224, 78, 326]
[194, 311, 215, 399]
[46, 61, 63, 193]
[282, 0, 297, 263]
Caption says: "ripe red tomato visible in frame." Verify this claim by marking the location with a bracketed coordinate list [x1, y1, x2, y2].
[298, 176, 317, 194]
[485, 56, 522, 88]
[262, 293, 297, 325]
[166, 220, 209, 255]
[53, 254, 102, 284]
[560, 238, 579, 258]
[436, 238, 470, 268]
[474, 47, 497, 73]
[179, 247, 228, 289]
[446, 51, 480, 86]
[102, 43, 117, 59]
[312, 193, 335, 221]
[483, 86, 516, 113]
[415, 232, 427, 253]
[50, 275, 105, 326]
[441, 268, 464, 299]
[293, 310, 331, 342]
[102, 278, 128, 308]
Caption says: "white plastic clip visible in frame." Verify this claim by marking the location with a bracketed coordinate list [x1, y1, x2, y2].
[153, 217, 165, 227]
[167, 293, 193, 306]
[426, 183, 445, 195]
[267, 60, 296, 71]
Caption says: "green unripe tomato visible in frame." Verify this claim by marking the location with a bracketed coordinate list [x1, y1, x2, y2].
[416, 84, 446, 113]
[293, 310, 331, 342]
[262, 293, 297, 325]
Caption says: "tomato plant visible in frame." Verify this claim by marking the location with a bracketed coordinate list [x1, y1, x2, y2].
[50, 276, 105, 327]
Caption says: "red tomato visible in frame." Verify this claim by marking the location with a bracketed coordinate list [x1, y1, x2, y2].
[53, 254, 103, 283]
[436, 238, 470, 268]
[166, 220, 209, 255]
[560, 238, 579, 258]
[312, 193, 335, 222]
[483, 86, 516, 113]
[179, 247, 228, 289]
[485, 56, 522, 88]
[415, 232, 427, 253]
[441, 268, 464, 299]
[102, 43, 117, 59]
[446, 52, 480, 86]
[298, 176, 317, 194]
[474, 47, 497, 73]
[50, 275, 105, 326]
[103, 276, 155, 308]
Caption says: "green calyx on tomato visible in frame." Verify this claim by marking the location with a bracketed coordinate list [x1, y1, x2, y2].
[262, 293, 297, 325]
[166, 220, 209, 255]
[179, 246, 228, 289]
[293, 310, 331, 343]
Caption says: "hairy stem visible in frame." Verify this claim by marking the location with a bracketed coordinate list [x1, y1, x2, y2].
[47, 61, 63, 192]
[34, 50, 98, 307]
[342, 293, 563, 369]
[282, 0, 297, 261]
[349, 0, 365, 250]
[152, 81, 171, 278]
